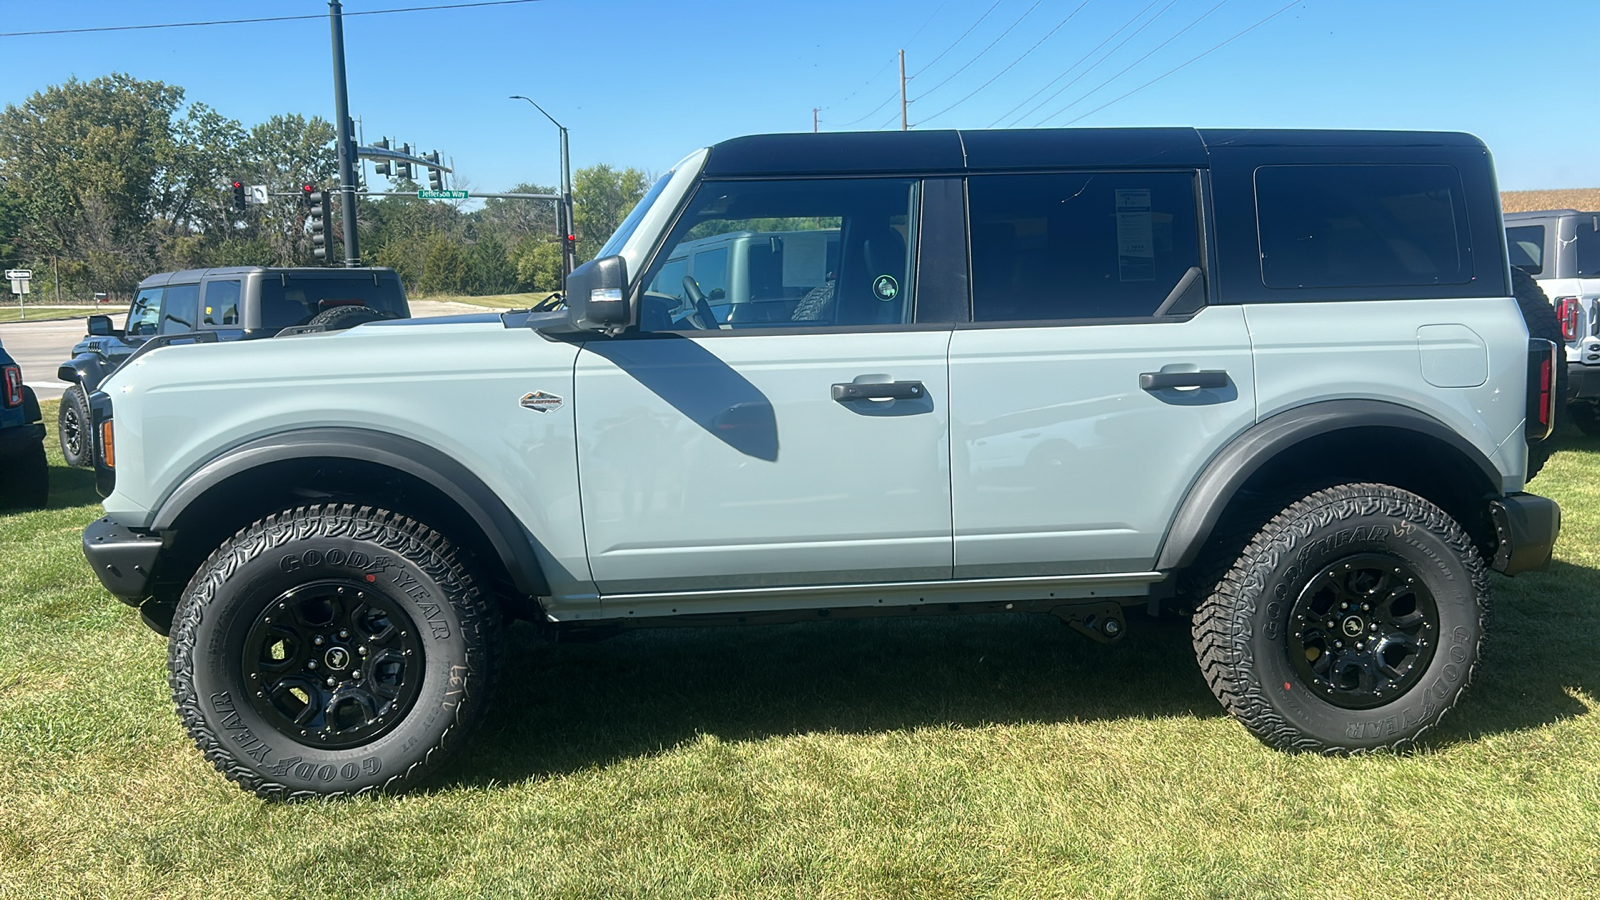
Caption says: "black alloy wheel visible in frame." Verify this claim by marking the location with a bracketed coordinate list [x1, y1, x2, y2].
[1286, 554, 1439, 710]
[243, 580, 426, 749]
[58, 386, 91, 469]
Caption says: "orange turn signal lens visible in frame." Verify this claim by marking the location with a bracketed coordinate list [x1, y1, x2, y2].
[100, 420, 115, 468]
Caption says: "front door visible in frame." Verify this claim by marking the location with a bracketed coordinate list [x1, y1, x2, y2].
[574, 175, 953, 595]
[948, 170, 1257, 577]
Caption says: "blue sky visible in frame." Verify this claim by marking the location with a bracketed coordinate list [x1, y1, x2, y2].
[1, 0, 1597, 195]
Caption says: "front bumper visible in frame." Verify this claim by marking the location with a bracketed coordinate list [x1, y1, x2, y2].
[82, 516, 163, 605]
[1489, 493, 1560, 576]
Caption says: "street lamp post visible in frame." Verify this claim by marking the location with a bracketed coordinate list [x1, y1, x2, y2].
[509, 95, 573, 283]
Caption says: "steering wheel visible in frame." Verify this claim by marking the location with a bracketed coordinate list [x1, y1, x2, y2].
[681, 275, 720, 330]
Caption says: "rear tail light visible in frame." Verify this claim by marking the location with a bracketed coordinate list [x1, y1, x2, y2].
[1527, 339, 1559, 441]
[1556, 296, 1581, 342]
[2, 365, 21, 408]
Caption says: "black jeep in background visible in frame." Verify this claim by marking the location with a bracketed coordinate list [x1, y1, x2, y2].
[0, 335, 48, 510]
[55, 266, 408, 467]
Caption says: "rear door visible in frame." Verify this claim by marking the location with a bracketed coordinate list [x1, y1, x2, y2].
[947, 170, 1257, 577]
[574, 176, 954, 595]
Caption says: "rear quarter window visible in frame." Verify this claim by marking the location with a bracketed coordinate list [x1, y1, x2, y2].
[257, 276, 408, 329]
[1255, 164, 1472, 289]
[1507, 225, 1544, 275]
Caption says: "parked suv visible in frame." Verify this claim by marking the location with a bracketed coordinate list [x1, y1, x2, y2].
[80, 128, 1560, 799]
[1505, 209, 1600, 433]
[0, 335, 47, 510]
[55, 266, 408, 467]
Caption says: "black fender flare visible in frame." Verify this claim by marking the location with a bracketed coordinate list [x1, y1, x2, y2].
[1154, 399, 1503, 571]
[150, 427, 549, 596]
[57, 354, 108, 393]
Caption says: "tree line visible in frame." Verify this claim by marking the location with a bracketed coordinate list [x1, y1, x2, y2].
[0, 74, 648, 300]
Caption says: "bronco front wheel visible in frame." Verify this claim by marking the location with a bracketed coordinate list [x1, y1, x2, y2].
[1192, 483, 1488, 753]
[168, 504, 500, 799]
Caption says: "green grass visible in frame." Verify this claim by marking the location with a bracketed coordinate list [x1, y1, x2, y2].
[0, 306, 102, 324]
[2, 409, 1598, 898]
[410, 291, 557, 309]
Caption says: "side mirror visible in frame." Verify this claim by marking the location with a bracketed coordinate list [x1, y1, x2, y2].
[87, 315, 113, 337]
[562, 255, 631, 332]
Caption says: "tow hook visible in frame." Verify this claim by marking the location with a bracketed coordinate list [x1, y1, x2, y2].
[1050, 601, 1127, 644]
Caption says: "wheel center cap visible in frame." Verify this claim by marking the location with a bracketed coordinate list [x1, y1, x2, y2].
[1342, 616, 1365, 637]
[324, 647, 351, 671]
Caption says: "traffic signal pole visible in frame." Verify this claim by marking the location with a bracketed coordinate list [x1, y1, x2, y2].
[328, 0, 361, 267]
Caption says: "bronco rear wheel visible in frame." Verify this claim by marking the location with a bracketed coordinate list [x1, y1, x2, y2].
[1192, 483, 1488, 753]
[168, 504, 500, 799]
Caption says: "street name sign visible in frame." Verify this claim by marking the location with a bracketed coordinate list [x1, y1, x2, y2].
[418, 189, 468, 200]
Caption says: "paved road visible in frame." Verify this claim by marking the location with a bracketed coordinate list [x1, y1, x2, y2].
[0, 300, 486, 401]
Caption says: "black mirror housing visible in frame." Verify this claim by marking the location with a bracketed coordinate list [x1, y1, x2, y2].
[562, 255, 631, 333]
[87, 315, 114, 336]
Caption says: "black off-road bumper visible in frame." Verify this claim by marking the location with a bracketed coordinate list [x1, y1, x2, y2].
[0, 422, 45, 456]
[1489, 493, 1560, 576]
[1570, 363, 1600, 401]
[82, 516, 163, 605]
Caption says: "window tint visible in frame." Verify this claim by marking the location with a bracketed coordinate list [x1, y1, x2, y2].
[1507, 225, 1544, 275]
[1256, 165, 1470, 289]
[126, 288, 163, 336]
[158, 284, 200, 334]
[203, 279, 242, 326]
[258, 276, 406, 329]
[639, 178, 916, 331]
[968, 172, 1202, 322]
[1575, 216, 1600, 278]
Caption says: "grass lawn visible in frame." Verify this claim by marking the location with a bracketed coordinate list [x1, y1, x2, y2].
[2, 405, 1598, 898]
[0, 306, 102, 324]
[412, 291, 557, 309]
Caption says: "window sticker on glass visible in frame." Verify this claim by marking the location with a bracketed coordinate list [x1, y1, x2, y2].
[782, 231, 830, 288]
[1116, 188, 1155, 282]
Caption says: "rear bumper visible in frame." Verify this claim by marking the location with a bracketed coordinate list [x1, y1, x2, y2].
[82, 516, 163, 605]
[1490, 493, 1560, 576]
[1569, 363, 1600, 401]
[0, 422, 45, 454]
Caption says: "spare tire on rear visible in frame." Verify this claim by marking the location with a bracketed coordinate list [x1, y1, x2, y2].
[307, 305, 391, 330]
[1511, 267, 1565, 481]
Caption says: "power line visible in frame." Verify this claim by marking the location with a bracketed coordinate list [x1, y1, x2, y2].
[1038, 0, 1231, 125]
[919, 0, 1094, 126]
[1017, 0, 1183, 127]
[1061, 0, 1305, 125]
[914, 0, 1007, 76]
[0, 0, 546, 38]
[835, 89, 904, 128]
[822, 0, 950, 125]
[989, 0, 1160, 127]
[914, 0, 1047, 104]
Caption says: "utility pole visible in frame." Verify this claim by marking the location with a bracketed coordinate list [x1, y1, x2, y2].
[328, 0, 361, 267]
[899, 49, 908, 131]
[813, 107, 819, 133]
[510, 95, 575, 282]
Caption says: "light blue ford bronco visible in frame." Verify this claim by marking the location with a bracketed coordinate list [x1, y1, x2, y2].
[83, 128, 1562, 798]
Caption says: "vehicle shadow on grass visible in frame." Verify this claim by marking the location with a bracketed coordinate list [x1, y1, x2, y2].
[47, 464, 99, 510]
[440, 560, 1600, 791]
[440, 609, 1226, 790]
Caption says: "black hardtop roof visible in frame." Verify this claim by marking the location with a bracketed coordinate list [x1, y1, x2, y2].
[136, 266, 398, 289]
[701, 127, 1490, 177]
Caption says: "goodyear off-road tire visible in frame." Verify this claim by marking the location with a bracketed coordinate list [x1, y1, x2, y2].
[1192, 483, 1488, 754]
[307, 305, 390, 330]
[0, 439, 48, 510]
[57, 384, 92, 469]
[168, 504, 500, 800]
[1512, 267, 1565, 480]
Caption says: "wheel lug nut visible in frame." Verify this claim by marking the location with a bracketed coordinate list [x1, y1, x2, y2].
[1356, 642, 1365, 650]
[1340, 602, 1349, 609]
[1335, 641, 1344, 648]
[352, 671, 362, 680]
[358, 646, 367, 654]
[326, 677, 335, 687]
[313, 636, 324, 646]
[307, 660, 317, 670]
[1369, 623, 1377, 632]
[339, 630, 349, 639]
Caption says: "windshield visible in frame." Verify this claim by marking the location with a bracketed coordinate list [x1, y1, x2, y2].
[597, 172, 674, 261]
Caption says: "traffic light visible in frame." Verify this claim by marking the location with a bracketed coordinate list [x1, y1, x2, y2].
[301, 183, 315, 207]
[396, 143, 412, 181]
[374, 138, 391, 177]
[231, 180, 246, 211]
[307, 190, 333, 262]
[426, 151, 443, 191]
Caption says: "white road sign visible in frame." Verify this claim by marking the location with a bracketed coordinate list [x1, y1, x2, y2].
[4, 269, 32, 279]
[248, 184, 269, 205]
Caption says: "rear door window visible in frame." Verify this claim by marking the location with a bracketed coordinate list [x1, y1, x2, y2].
[1574, 216, 1600, 278]
[1255, 165, 1471, 289]
[158, 284, 200, 334]
[967, 171, 1203, 321]
[202, 279, 243, 326]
